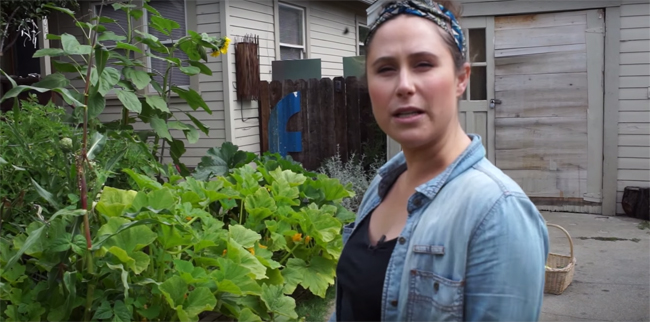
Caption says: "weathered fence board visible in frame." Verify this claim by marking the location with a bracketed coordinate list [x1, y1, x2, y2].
[258, 81, 270, 153]
[258, 76, 378, 170]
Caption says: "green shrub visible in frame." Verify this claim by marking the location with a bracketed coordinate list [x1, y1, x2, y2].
[0, 145, 356, 322]
[318, 151, 383, 212]
[0, 97, 158, 235]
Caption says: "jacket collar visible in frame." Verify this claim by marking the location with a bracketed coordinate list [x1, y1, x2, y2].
[376, 134, 486, 200]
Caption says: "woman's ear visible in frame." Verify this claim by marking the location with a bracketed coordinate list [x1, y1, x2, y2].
[456, 62, 471, 98]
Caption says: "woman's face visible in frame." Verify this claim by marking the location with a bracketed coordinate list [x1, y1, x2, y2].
[366, 15, 469, 150]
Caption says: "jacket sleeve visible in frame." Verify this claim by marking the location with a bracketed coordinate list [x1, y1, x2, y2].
[464, 193, 550, 321]
[327, 310, 336, 322]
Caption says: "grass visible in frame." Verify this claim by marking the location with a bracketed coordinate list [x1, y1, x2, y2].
[295, 286, 336, 322]
[637, 221, 650, 230]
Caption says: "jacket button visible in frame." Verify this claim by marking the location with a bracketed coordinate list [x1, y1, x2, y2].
[434, 282, 440, 292]
[391, 300, 398, 307]
[398, 237, 406, 244]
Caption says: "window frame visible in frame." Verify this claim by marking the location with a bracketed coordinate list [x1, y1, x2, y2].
[357, 23, 369, 56]
[462, 27, 488, 101]
[278, 2, 306, 60]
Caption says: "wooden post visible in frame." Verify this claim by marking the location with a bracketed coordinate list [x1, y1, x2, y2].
[333, 77, 348, 162]
[259, 81, 271, 153]
[319, 78, 335, 163]
[306, 78, 321, 170]
[346, 76, 361, 158]
[268, 80, 283, 154]
[359, 84, 372, 154]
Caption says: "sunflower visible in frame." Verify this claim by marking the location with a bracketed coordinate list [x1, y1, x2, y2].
[220, 37, 231, 54]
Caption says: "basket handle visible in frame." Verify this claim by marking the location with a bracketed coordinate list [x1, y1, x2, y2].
[546, 223, 574, 261]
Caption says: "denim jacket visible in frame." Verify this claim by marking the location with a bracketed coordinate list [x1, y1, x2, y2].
[330, 134, 549, 322]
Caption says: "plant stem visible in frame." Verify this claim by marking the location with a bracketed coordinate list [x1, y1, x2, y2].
[0, 7, 20, 54]
[157, 55, 173, 165]
[80, 8, 101, 320]
[83, 278, 96, 321]
[239, 201, 244, 225]
[121, 0, 135, 126]
[280, 244, 299, 265]
[157, 246, 166, 282]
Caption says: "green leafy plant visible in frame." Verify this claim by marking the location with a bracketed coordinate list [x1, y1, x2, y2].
[193, 142, 258, 181]
[0, 96, 148, 235]
[318, 151, 382, 212]
[1, 147, 356, 321]
[0, 0, 229, 173]
[1, 2, 229, 311]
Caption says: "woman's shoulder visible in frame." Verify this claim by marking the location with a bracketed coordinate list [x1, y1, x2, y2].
[434, 158, 542, 227]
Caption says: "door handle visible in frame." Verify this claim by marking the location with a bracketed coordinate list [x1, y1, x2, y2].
[489, 99, 502, 109]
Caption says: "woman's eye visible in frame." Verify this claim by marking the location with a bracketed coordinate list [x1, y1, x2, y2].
[416, 62, 433, 68]
[377, 66, 395, 73]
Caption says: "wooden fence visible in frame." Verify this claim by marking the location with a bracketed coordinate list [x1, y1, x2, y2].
[258, 76, 383, 171]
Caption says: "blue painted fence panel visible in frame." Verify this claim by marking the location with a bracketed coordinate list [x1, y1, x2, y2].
[268, 91, 302, 157]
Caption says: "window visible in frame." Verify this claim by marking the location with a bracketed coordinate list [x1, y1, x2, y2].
[462, 28, 487, 101]
[92, 3, 133, 93]
[358, 24, 369, 56]
[93, 0, 189, 89]
[146, 0, 189, 88]
[93, 3, 129, 64]
[279, 3, 305, 60]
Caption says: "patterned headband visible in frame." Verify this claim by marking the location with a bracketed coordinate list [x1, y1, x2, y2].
[366, 0, 466, 58]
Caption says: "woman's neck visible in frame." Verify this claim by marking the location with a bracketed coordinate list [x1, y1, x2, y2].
[400, 125, 471, 188]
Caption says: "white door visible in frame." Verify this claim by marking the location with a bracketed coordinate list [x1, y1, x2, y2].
[458, 16, 496, 162]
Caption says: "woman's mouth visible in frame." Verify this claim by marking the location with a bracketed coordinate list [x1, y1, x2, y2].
[392, 107, 424, 123]
[395, 111, 423, 118]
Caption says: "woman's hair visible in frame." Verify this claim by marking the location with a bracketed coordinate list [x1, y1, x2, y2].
[364, 0, 466, 74]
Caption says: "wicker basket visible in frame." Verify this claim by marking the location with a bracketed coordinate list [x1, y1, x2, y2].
[544, 223, 576, 295]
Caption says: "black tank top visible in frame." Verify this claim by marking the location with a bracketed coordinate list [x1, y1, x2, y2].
[336, 211, 398, 321]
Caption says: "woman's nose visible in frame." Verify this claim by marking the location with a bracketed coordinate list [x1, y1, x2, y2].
[396, 71, 415, 97]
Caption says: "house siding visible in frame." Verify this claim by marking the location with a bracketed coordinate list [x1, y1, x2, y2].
[227, 0, 276, 154]
[309, 1, 360, 78]
[227, 0, 366, 154]
[616, 1, 650, 214]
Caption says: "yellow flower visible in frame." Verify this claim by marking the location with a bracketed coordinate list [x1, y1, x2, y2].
[304, 236, 312, 244]
[259, 244, 268, 249]
[185, 216, 192, 221]
[210, 50, 220, 57]
[248, 247, 255, 255]
[220, 37, 231, 54]
[222, 249, 227, 256]
[292, 233, 302, 242]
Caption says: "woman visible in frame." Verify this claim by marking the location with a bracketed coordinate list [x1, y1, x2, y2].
[330, 0, 550, 321]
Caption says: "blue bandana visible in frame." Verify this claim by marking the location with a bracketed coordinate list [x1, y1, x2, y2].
[366, 0, 466, 58]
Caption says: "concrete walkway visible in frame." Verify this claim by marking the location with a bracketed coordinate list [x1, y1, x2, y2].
[540, 212, 650, 322]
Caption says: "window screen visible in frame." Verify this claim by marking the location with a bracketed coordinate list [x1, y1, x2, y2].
[150, 45, 190, 87]
[280, 47, 302, 60]
[96, 4, 128, 46]
[147, 0, 187, 41]
[279, 5, 303, 46]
